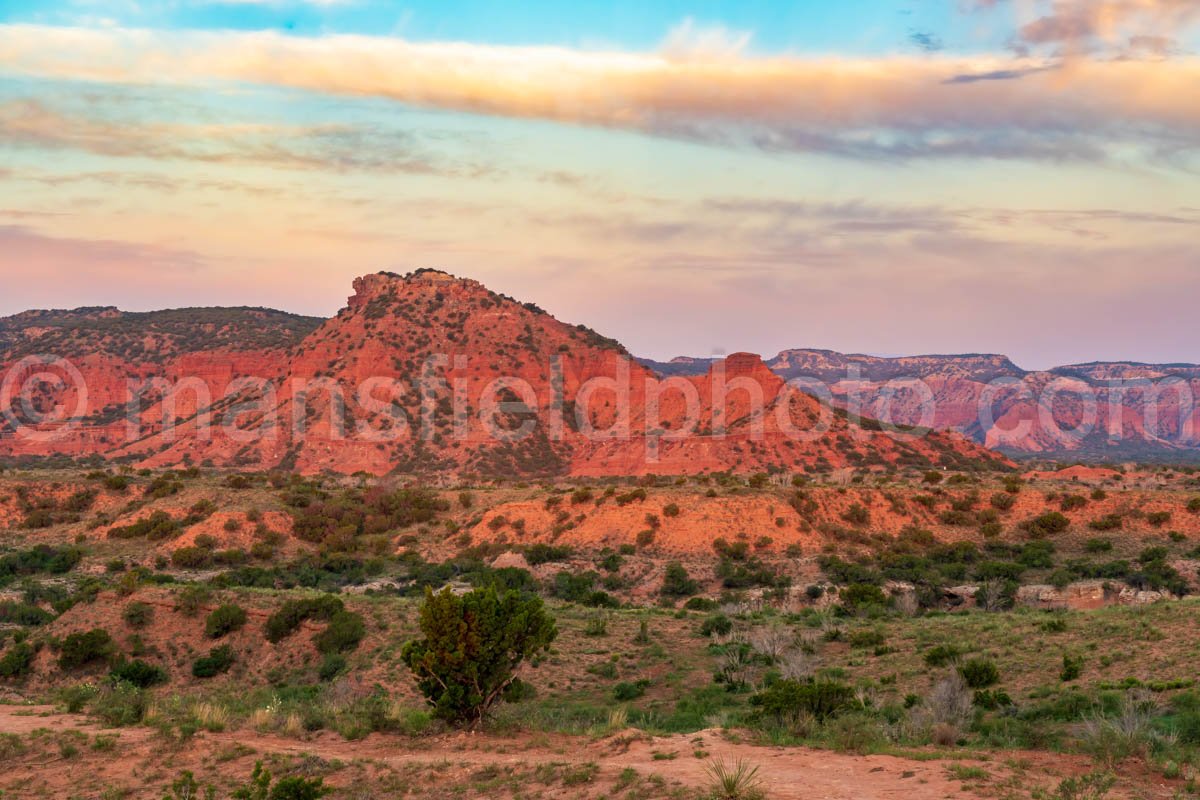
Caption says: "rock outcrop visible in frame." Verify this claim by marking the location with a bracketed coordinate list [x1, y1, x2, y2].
[0, 271, 1010, 477]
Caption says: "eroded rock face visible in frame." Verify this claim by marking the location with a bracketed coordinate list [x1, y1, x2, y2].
[651, 347, 1200, 461]
[0, 271, 1009, 477]
[770, 350, 1200, 460]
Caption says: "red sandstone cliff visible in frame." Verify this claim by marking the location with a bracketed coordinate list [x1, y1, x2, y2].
[0, 271, 1009, 476]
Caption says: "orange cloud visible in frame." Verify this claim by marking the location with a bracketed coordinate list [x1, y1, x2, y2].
[974, 0, 1200, 55]
[0, 25, 1197, 161]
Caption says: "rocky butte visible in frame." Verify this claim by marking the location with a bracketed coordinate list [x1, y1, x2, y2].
[0, 270, 1009, 477]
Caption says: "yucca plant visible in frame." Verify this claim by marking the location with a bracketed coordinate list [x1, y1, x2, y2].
[704, 758, 764, 800]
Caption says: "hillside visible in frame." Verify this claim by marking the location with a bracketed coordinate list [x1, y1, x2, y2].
[0, 306, 322, 363]
[0, 271, 1008, 477]
[0, 464, 1199, 798]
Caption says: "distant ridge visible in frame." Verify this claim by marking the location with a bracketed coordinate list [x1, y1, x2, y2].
[644, 349, 1200, 462]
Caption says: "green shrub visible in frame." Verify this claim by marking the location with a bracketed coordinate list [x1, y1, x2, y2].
[1050, 772, 1115, 800]
[699, 614, 733, 637]
[20, 508, 55, 529]
[989, 492, 1015, 511]
[145, 476, 182, 500]
[1089, 514, 1123, 531]
[613, 680, 649, 701]
[174, 585, 212, 617]
[205, 604, 248, 639]
[1022, 512, 1069, 538]
[0, 544, 84, 583]
[923, 644, 961, 667]
[109, 659, 167, 688]
[235, 762, 328, 800]
[958, 658, 1000, 689]
[58, 629, 115, 670]
[1048, 569, 1074, 590]
[841, 503, 870, 526]
[0, 643, 35, 678]
[550, 570, 600, 603]
[401, 586, 556, 724]
[839, 582, 889, 613]
[615, 488, 646, 506]
[939, 509, 975, 527]
[291, 486, 448, 548]
[598, 551, 623, 572]
[849, 629, 886, 649]
[661, 562, 699, 597]
[1060, 654, 1084, 682]
[171, 546, 212, 569]
[103, 475, 130, 492]
[318, 653, 347, 682]
[523, 543, 573, 566]
[1138, 545, 1169, 564]
[192, 645, 235, 678]
[0, 601, 53, 626]
[973, 689, 1013, 710]
[1172, 709, 1200, 745]
[1018, 540, 1056, 568]
[265, 596, 343, 643]
[91, 681, 148, 726]
[313, 610, 366, 654]
[122, 601, 154, 629]
[974, 561, 1024, 581]
[1146, 511, 1172, 527]
[108, 511, 179, 541]
[1059, 494, 1088, 512]
[750, 679, 857, 722]
[583, 614, 608, 637]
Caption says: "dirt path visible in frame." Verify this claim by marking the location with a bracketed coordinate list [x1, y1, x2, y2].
[0, 704, 1055, 799]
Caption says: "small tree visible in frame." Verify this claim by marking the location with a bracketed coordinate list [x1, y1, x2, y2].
[402, 586, 556, 725]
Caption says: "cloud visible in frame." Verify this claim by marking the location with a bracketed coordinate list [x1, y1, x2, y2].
[660, 17, 753, 60]
[0, 97, 494, 176]
[0, 25, 1197, 165]
[943, 65, 1056, 83]
[974, 0, 1200, 56]
[909, 31, 945, 52]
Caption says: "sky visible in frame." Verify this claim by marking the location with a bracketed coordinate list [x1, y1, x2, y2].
[0, 1, 1198, 370]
